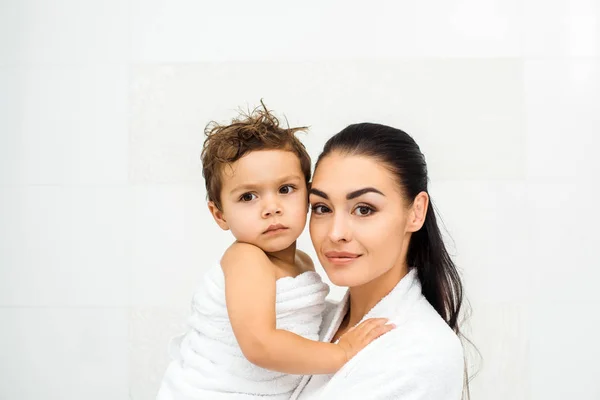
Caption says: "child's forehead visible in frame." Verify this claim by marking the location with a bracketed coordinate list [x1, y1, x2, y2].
[220, 149, 305, 186]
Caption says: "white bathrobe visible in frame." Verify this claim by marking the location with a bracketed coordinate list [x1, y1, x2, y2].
[290, 268, 465, 400]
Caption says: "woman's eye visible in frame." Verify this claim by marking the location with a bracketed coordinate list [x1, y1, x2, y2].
[311, 205, 331, 215]
[279, 185, 295, 194]
[240, 193, 257, 202]
[353, 205, 374, 216]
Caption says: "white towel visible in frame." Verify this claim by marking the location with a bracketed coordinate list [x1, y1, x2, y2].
[157, 264, 330, 400]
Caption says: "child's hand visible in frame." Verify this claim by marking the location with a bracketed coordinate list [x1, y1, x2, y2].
[336, 318, 395, 362]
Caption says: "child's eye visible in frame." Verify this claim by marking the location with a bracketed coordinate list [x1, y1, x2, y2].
[352, 205, 375, 216]
[279, 185, 296, 194]
[240, 193, 257, 202]
[311, 204, 331, 215]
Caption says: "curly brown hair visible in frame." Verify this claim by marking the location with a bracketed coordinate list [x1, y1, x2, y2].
[201, 102, 311, 210]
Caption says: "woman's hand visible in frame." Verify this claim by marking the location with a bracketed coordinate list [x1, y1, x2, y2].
[336, 318, 396, 363]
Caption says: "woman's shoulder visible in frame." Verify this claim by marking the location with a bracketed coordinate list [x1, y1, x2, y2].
[394, 322, 462, 366]
[340, 305, 464, 389]
[346, 297, 463, 375]
[391, 297, 463, 360]
[317, 301, 465, 399]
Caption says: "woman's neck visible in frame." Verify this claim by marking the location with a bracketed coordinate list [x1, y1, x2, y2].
[346, 263, 410, 327]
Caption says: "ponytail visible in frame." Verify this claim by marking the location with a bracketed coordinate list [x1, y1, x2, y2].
[408, 199, 463, 331]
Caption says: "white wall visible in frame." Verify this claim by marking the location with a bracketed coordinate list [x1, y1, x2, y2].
[1, 1, 599, 399]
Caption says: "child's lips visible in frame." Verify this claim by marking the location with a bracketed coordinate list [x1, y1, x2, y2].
[263, 224, 288, 234]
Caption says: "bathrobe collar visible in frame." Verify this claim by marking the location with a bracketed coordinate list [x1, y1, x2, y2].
[320, 267, 421, 343]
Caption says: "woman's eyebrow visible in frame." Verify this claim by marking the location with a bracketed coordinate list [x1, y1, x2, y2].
[309, 188, 328, 199]
[346, 187, 385, 200]
[309, 187, 384, 200]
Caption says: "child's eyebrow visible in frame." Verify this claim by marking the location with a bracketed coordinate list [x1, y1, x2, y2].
[229, 183, 259, 194]
[277, 175, 303, 183]
[229, 175, 303, 195]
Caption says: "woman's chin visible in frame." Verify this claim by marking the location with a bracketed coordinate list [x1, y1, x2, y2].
[324, 265, 367, 288]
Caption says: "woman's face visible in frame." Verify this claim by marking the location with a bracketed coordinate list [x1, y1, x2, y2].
[309, 152, 414, 288]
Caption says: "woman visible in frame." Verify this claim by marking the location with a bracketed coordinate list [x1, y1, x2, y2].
[291, 123, 467, 399]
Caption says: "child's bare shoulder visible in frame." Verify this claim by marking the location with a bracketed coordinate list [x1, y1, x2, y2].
[221, 242, 272, 267]
[220, 243, 278, 282]
[295, 250, 315, 273]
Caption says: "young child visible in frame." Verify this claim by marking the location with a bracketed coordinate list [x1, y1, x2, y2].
[157, 104, 394, 399]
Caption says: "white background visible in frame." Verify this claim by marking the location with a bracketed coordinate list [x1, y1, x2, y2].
[1, 1, 599, 399]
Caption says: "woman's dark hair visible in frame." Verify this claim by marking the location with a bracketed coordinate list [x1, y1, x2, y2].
[316, 123, 475, 396]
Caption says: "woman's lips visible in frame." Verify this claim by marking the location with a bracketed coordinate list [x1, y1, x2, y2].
[324, 251, 362, 265]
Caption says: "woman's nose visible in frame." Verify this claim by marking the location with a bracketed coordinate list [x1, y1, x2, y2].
[328, 214, 351, 242]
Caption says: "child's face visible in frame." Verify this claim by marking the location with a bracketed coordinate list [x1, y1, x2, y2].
[209, 149, 309, 253]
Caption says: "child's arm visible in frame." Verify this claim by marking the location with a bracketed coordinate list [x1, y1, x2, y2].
[221, 242, 394, 375]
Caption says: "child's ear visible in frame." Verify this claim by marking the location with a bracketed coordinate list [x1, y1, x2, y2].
[406, 191, 429, 233]
[208, 201, 229, 231]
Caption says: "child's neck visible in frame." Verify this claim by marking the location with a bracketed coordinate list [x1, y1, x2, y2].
[265, 242, 297, 267]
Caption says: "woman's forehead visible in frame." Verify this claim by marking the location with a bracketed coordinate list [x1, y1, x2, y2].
[312, 153, 397, 194]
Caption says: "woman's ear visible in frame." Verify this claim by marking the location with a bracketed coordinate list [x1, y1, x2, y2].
[406, 191, 429, 233]
[208, 201, 229, 231]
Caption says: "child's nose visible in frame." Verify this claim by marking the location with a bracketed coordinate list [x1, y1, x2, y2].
[262, 197, 283, 218]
